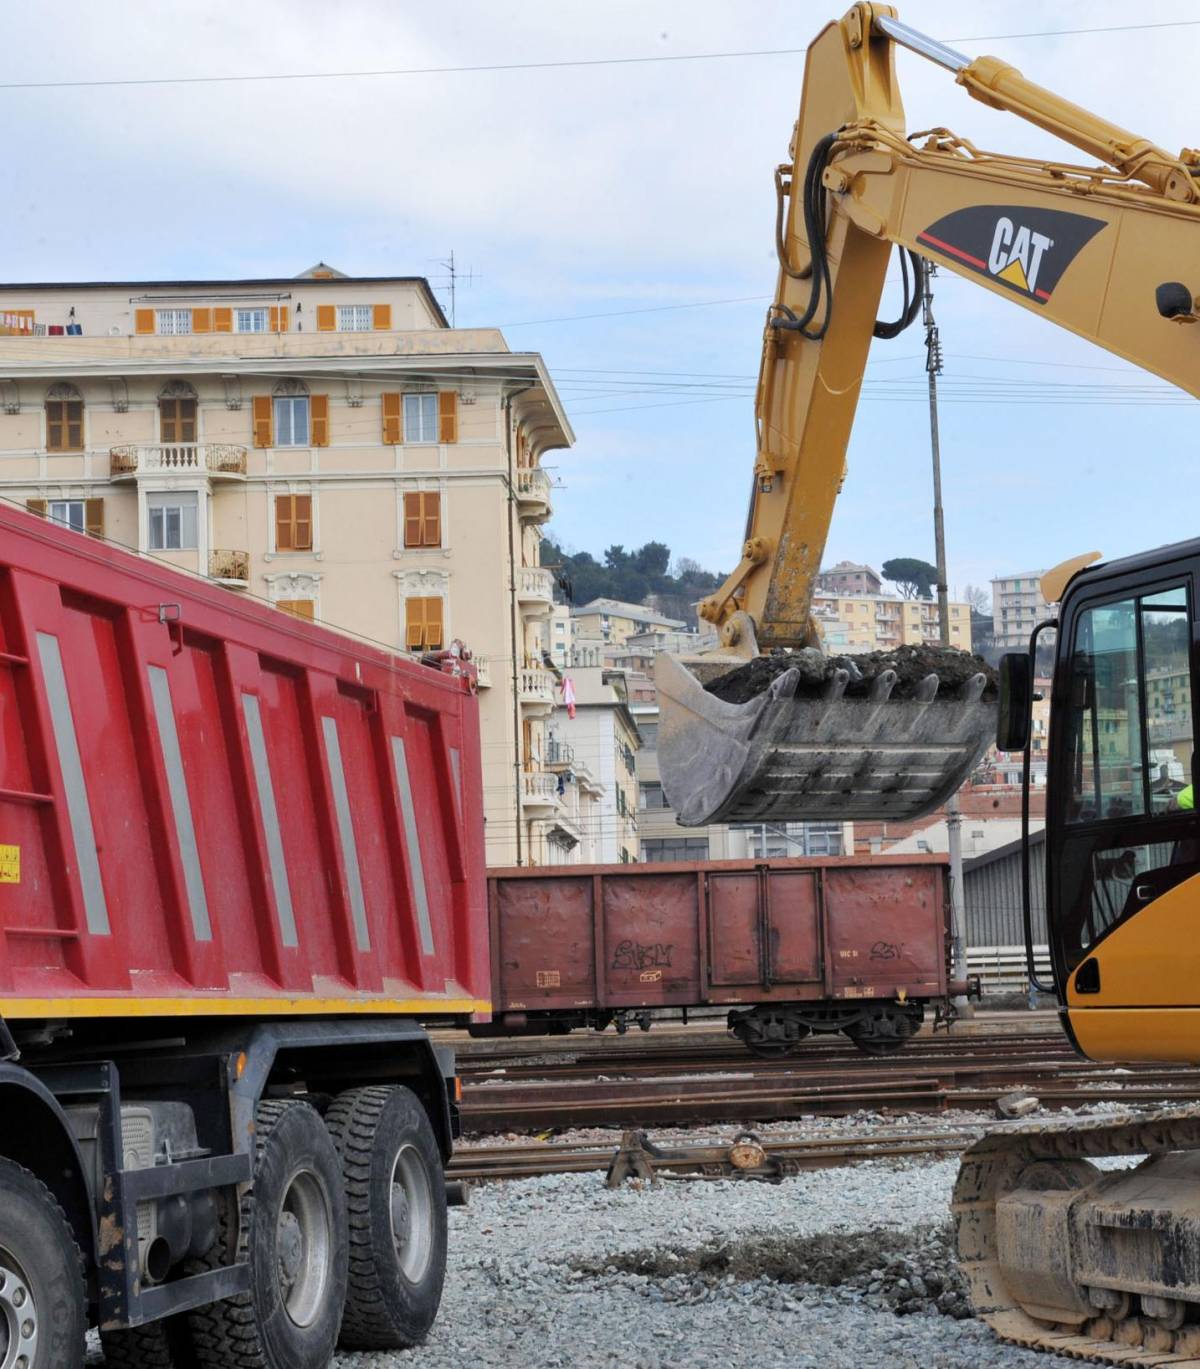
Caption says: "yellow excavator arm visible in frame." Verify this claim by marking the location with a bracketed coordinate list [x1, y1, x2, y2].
[656, 4, 1200, 827]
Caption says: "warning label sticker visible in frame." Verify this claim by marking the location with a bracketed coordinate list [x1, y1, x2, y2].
[0, 846, 19, 883]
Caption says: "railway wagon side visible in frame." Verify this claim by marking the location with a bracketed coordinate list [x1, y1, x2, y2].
[0, 502, 490, 1365]
[483, 855, 964, 1055]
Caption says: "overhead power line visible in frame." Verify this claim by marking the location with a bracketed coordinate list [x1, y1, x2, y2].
[0, 19, 1196, 93]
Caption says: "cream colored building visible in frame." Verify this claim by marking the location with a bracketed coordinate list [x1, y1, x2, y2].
[571, 598, 685, 648]
[813, 590, 972, 652]
[0, 266, 573, 867]
[991, 570, 1049, 649]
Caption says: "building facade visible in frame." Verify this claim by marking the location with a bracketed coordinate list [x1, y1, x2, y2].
[570, 598, 685, 648]
[0, 266, 573, 868]
[991, 570, 1050, 649]
[816, 560, 883, 596]
[812, 590, 972, 652]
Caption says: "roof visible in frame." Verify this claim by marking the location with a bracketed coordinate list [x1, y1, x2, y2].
[963, 827, 1046, 874]
[0, 272, 449, 327]
[572, 598, 685, 627]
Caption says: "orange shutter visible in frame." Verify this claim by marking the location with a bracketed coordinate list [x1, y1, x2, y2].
[275, 495, 293, 551]
[279, 306, 289, 332]
[403, 493, 422, 548]
[26, 499, 46, 517]
[192, 308, 212, 333]
[316, 304, 336, 332]
[373, 303, 392, 330]
[426, 596, 443, 648]
[423, 492, 441, 547]
[278, 600, 315, 621]
[405, 598, 425, 650]
[310, 394, 329, 446]
[135, 308, 155, 335]
[85, 499, 104, 538]
[214, 307, 233, 332]
[293, 494, 312, 550]
[438, 391, 458, 444]
[382, 392, 402, 444]
[252, 395, 273, 448]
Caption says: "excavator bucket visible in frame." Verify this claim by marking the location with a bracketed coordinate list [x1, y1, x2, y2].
[655, 649, 997, 826]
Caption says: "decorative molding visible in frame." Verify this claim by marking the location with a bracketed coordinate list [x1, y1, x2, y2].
[222, 374, 243, 410]
[159, 379, 198, 400]
[108, 377, 129, 413]
[264, 570, 323, 600]
[344, 376, 363, 407]
[392, 567, 449, 595]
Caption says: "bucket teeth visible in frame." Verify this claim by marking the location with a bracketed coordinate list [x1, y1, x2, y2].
[868, 669, 897, 702]
[913, 673, 940, 703]
[824, 668, 850, 702]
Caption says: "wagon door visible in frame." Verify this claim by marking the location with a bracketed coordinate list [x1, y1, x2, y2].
[707, 868, 821, 990]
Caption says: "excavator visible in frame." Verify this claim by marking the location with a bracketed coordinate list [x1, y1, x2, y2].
[656, 7, 1200, 1363]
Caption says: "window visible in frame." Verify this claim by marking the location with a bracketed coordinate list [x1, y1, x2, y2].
[157, 309, 192, 335]
[275, 494, 313, 552]
[274, 395, 310, 446]
[641, 837, 709, 863]
[160, 394, 197, 444]
[639, 782, 667, 811]
[337, 305, 371, 332]
[403, 393, 438, 444]
[236, 308, 269, 333]
[277, 600, 315, 621]
[403, 491, 441, 548]
[49, 500, 85, 533]
[405, 596, 444, 651]
[147, 492, 199, 551]
[638, 722, 658, 751]
[45, 389, 83, 451]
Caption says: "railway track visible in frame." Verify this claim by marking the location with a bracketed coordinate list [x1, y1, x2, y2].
[459, 1029, 1200, 1132]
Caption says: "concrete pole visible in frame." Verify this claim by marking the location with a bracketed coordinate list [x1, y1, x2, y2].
[921, 259, 970, 1011]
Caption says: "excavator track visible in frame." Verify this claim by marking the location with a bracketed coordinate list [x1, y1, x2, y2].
[954, 1104, 1200, 1365]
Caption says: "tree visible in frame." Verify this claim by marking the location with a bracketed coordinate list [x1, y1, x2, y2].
[882, 557, 938, 600]
[633, 541, 671, 579]
[962, 583, 992, 616]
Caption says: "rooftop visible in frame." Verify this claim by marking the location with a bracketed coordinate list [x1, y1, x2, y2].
[572, 599, 686, 628]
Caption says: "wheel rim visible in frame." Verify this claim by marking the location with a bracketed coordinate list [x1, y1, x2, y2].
[0, 1248, 38, 1369]
[276, 1169, 333, 1329]
[390, 1144, 433, 1283]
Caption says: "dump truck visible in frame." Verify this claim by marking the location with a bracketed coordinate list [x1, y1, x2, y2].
[0, 499, 489, 1367]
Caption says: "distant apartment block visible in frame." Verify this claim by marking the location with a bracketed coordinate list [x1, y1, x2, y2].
[816, 560, 883, 596]
[813, 591, 972, 652]
[991, 570, 1049, 649]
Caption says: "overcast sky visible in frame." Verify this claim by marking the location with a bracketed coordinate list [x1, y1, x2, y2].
[4, 1, 1196, 601]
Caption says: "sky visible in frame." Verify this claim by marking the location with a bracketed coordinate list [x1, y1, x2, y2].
[3, 0, 1197, 604]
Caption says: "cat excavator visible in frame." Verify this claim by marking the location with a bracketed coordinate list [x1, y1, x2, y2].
[657, 8, 1200, 1363]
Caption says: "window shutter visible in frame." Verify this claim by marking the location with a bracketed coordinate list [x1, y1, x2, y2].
[192, 308, 212, 333]
[310, 394, 329, 446]
[426, 596, 444, 649]
[316, 305, 336, 332]
[423, 491, 441, 547]
[275, 495, 293, 552]
[405, 598, 426, 650]
[214, 307, 233, 332]
[135, 308, 155, 335]
[46, 403, 63, 452]
[67, 400, 83, 451]
[382, 392, 402, 444]
[403, 493, 423, 548]
[26, 499, 46, 517]
[278, 600, 315, 621]
[372, 303, 392, 330]
[294, 494, 313, 550]
[252, 395, 273, 448]
[278, 306, 289, 332]
[269, 306, 281, 332]
[438, 391, 458, 444]
[85, 498, 104, 538]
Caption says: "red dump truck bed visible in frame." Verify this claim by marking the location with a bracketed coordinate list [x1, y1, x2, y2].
[0, 502, 489, 1018]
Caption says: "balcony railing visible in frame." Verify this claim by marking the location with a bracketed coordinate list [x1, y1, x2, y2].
[110, 442, 248, 478]
[515, 467, 552, 519]
[545, 739, 574, 768]
[515, 565, 555, 611]
[521, 771, 560, 813]
[209, 549, 249, 584]
[519, 665, 556, 712]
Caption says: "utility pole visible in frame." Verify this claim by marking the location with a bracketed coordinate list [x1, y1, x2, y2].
[921, 258, 970, 1010]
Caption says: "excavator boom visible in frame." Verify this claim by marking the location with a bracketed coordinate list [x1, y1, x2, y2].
[657, 2, 1200, 827]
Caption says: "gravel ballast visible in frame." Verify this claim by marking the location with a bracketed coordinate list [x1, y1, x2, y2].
[335, 1156, 1079, 1369]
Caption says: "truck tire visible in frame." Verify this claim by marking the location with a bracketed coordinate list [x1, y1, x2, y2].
[0, 1156, 86, 1369]
[325, 1085, 447, 1349]
[100, 1321, 187, 1368]
[190, 1100, 348, 1369]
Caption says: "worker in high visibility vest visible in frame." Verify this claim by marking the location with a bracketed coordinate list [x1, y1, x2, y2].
[1180, 784, 1194, 811]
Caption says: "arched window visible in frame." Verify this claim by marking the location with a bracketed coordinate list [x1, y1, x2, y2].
[45, 383, 83, 452]
[272, 379, 310, 447]
[159, 380, 198, 445]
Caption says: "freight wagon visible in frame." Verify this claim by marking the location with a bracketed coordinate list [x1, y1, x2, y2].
[0, 503, 489, 1367]
[479, 857, 970, 1056]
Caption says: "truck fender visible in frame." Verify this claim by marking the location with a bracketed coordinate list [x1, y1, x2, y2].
[0, 1064, 97, 1271]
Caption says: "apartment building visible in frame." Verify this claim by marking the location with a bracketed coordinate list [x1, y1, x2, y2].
[0, 266, 573, 867]
[991, 570, 1050, 649]
[571, 598, 685, 647]
[815, 560, 883, 596]
[812, 591, 972, 652]
[551, 667, 642, 863]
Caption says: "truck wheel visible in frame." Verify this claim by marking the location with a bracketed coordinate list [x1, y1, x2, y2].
[190, 1100, 348, 1369]
[325, 1086, 447, 1350]
[0, 1156, 86, 1369]
[100, 1321, 186, 1367]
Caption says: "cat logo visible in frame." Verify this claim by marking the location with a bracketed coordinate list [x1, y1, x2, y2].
[916, 205, 1106, 306]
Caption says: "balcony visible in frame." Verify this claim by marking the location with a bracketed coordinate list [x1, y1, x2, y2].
[521, 770, 561, 817]
[545, 739, 574, 770]
[110, 443, 248, 480]
[209, 549, 249, 586]
[515, 467, 552, 520]
[515, 566, 554, 615]
[473, 656, 493, 688]
[519, 664, 557, 716]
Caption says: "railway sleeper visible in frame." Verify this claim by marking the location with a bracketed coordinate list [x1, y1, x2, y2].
[727, 1001, 925, 1058]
